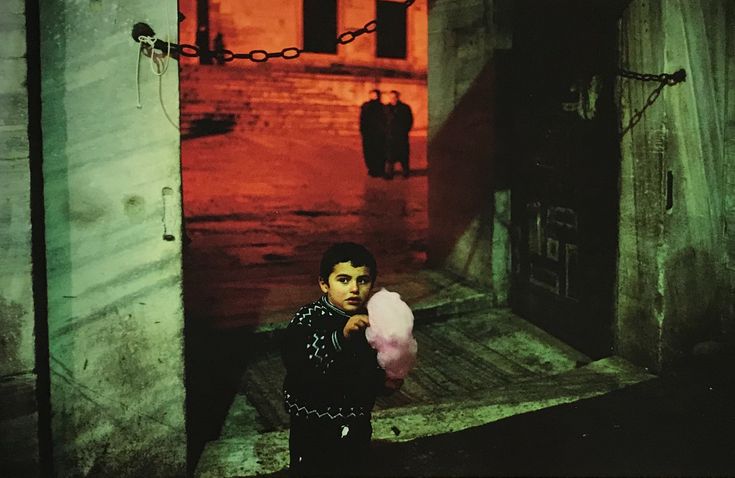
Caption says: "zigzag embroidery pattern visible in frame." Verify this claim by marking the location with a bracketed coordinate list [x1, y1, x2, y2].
[292, 301, 330, 326]
[285, 395, 367, 420]
[309, 333, 326, 364]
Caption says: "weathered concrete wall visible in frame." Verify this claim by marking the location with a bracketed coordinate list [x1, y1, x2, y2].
[615, 0, 668, 370]
[659, 0, 731, 367]
[39, 1, 186, 475]
[427, 0, 512, 300]
[180, 0, 427, 72]
[617, 0, 733, 370]
[724, 1, 735, 346]
[0, 0, 40, 475]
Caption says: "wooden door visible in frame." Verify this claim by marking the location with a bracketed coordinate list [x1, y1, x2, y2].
[510, 0, 624, 357]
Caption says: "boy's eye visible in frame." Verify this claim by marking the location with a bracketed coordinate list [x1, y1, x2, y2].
[337, 277, 350, 284]
[357, 277, 370, 285]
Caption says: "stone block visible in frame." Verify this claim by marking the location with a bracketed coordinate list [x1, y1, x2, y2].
[0, 59, 26, 94]
[0, 13, 26, 59]
[0, 373, 39, 477]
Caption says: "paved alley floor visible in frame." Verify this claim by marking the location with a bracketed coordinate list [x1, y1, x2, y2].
[364, 353, 735, 477]
[193, 309, 654, 477]
[182, 131, 429, 329]
[181, 131, 657, 477]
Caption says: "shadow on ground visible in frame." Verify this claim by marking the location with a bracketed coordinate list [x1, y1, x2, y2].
[365, 353, 735, 477]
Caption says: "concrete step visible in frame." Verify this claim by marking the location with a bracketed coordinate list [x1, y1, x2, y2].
[231, 307, 589, 435]
[194, 356, 654, 477]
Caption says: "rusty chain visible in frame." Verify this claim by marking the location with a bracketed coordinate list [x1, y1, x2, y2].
[135, 0, 414, 63]
[618, 68, 686, 137]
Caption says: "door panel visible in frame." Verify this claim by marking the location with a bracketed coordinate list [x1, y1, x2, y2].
[511, 0, 623, 358]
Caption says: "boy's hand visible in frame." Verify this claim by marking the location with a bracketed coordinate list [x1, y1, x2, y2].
[343, 314, 369, 339]
[384, 377, 404, 393]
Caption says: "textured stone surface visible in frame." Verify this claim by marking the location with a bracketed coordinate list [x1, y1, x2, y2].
[0, 161, 35, 375]
[0, 1, 40, 475]
[39, 0, 186, 475]
[182, 131, 429, 329]
[0, 373, 39, 477]
[180, 65, 427, 136]
[194, 309, 652, 477]
[617, 0, 733, 370]
[658, 1, 730, 367]
[235, 308, 591, 433]
[427, 0, 513, 296]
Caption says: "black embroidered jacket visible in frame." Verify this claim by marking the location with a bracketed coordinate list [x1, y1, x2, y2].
[282, 296, 386, 421]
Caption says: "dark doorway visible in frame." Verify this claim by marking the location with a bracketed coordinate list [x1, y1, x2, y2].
[377, 0, 407, 59]
[303, 0, 338, 54]
[510, 0, 624, 358]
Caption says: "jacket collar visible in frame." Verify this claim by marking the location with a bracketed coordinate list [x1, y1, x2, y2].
[320, 295, 350, 319]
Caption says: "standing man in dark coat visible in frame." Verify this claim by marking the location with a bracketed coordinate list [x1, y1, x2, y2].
[359, 89, 387, 177]
[385, 90, 414, 179]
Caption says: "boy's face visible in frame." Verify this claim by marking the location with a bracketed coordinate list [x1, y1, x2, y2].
[319, 261, 373, 313]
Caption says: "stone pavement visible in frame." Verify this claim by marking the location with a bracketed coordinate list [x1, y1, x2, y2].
[182, 131, 429, 330]
[182, 131, 656, 477]
[193, 307, 654, 477]
[364, 352, 735, 477]
[194, 341, 735, 477]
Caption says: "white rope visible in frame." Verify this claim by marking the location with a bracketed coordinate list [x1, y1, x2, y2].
[157, 67, 179, 130]
[133, 0, 179, 130]
[135, 40, 144, 109]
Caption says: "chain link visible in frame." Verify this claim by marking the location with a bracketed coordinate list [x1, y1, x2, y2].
[138, 0, 414, 63]
[618, 68, 686, 137]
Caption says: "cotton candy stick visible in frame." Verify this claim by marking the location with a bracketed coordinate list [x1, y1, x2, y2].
[365, 288, 418, 379]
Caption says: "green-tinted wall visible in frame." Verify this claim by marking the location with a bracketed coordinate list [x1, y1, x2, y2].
[429, 0, 734, 369]
[427, 0, 512, 301]
[616, 0, 734, 370]
[0, 0, 40, 475]
[39, 1, 186, 474]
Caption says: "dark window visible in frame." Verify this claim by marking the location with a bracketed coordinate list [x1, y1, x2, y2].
[377, 1, 407, 59]
[303, 0, 338, 54]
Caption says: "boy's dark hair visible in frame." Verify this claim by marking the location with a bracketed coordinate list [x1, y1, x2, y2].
[370, 88, 381, 98]
[319, 242, 377, 282]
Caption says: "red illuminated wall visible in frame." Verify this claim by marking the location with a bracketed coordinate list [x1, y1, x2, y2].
[179, 0, 427, 71]
[178, 0, 427, 134]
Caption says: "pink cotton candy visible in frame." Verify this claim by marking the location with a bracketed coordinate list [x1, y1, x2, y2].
[365, 288, 418, 380]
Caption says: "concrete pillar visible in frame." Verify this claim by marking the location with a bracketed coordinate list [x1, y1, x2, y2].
[723, 1, 735, 343]
[0, 0, 41, 475]
[616, 0, 733, 370]
[39, 1, 186, 475]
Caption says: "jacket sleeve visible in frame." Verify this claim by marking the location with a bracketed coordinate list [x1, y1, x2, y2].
[283, 306, 347, 379]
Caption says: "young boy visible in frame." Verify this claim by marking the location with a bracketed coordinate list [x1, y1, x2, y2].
[282, 242, 401, 476]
